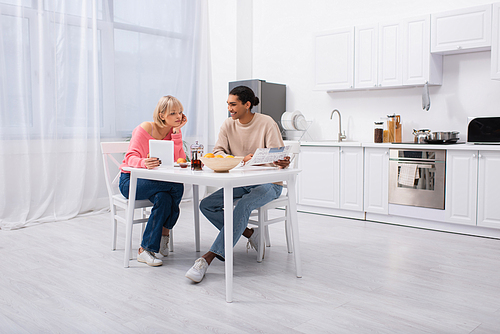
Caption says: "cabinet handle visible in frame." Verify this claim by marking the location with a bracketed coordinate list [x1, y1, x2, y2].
[472, 154, 476, 158]
[456, 45, 462, 50]
[478, 153, 482, 158]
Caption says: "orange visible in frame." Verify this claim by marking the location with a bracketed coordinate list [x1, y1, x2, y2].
[214, 155, 224, 158]
[225, 155, 234, 158]
[177, 158, 187, 163]
[204, 153, 215, 158]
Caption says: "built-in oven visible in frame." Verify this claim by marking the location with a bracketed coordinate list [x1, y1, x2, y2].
[389, 149, 446, 210]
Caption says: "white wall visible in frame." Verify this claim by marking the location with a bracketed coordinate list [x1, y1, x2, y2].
[209, 0, 500, 143]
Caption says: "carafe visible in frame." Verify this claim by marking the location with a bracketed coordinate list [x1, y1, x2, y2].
[190, 141, 204, 171]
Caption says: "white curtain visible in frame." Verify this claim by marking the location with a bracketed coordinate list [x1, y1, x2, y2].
[0, 0, 212, 230]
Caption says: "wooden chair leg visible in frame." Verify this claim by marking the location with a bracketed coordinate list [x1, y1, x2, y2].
[285, 207, 294, 253]
[111, 204, 118, 251]
[169, 229, 174, 252]
[257, 208, 265, 262]
[264, 210, 271, 247]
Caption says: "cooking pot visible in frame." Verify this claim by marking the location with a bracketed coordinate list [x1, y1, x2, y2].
[425, 131, 460, 143]
[413, 129, 431, 143]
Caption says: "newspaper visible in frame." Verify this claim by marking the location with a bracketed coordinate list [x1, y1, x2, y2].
[244, 146, 291, 166]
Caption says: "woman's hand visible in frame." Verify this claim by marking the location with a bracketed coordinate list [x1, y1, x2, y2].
[273, 156, 291, 169]
[144, 157, 161, 169]
[172, 114, 187, 134]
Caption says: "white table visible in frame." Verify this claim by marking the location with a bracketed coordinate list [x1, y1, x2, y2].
[122, 165, 302, 302]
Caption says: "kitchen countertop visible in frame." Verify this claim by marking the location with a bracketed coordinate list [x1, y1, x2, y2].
[301, 141, 500, 151]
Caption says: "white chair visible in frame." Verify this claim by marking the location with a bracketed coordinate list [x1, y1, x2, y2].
[248, 140, 301, 262]
[101, 141, 173, 265]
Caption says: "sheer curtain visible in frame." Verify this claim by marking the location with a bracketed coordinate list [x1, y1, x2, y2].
[0, 0, 212, 230]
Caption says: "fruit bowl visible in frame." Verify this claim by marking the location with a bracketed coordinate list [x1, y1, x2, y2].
[200, 156, 244, 172]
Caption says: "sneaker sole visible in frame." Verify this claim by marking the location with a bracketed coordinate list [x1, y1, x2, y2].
[159, 250, 169, 257]
[185, 273, 203, 283]
[137, 258, 163, 266]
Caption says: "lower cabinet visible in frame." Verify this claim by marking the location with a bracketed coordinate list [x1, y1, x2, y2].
[340, 147, 364, 211]
[298, 146, 340, 208]
[363, 147, 389, 214]
[297, 145, 500, 231]
[445, 150, 478, 225]
[446, 150, 500, 227]
[298, 145, 363, 211]
[477, 150, 500, 228]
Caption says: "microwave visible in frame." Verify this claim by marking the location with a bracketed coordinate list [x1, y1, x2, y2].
[467, 117, 500, 144]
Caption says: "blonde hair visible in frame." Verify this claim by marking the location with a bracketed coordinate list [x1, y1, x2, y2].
[153, 95, 184, 128]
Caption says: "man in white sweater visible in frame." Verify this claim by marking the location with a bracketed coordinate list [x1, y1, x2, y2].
[186, 86, 290, 283]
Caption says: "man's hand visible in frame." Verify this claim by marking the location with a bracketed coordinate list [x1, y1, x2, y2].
[273, 155, 291, 169]
[242, 153, 253, 165]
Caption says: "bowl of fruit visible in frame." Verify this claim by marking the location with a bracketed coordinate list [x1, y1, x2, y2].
[200, 153, 244, 172]
[176, 158, 189, 168]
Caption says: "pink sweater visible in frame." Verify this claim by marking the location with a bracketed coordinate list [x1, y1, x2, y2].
[120, 125, 186, 173]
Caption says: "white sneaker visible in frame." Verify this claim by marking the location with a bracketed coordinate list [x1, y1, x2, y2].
[158, 235, 169, 257]
[137, 250, 163, 266]
[185, 258, 208, 283]
[247, 228, 265, 258]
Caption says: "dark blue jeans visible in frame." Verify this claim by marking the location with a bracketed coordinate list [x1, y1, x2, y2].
[119, 172, 184, 253]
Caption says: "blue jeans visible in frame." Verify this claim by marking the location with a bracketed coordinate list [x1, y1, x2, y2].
[119, 173, 184, 253]
[200, 183, 283, 261]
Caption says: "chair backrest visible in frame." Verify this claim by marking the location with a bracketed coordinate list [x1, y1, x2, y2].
[284, 140, 301, 169]
[101, 142, 130, 199]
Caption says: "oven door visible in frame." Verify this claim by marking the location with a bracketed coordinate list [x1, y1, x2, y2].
[389, 156, 446, 210]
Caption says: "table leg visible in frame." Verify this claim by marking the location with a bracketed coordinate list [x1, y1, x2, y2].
[192, 184, 200, 252]
[223, 185, 233, 303]
[124, 172, 138, 268]
[286, 174, 302, 278]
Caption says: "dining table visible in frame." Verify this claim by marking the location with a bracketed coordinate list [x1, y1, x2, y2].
[122, 164, 302, 303]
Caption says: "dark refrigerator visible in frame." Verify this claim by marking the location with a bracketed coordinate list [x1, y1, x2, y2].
[228, 79, 286, 134]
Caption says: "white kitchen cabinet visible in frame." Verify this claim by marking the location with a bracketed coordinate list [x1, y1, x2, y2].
[364, 147, 389, 214]
[355, 21, 402, 88]
[378, 21, 403, 87]
[402, 15, 443, 86]
[314, 28, 354, 91]
[298, 145, 363, 212]
[446, 149, 500, 228]
[431, 4, 492, 54]
[477, 151, 500, 228]
[298, 146, 340, 208]
[491, 3, 500, 79]
[355, 24, 378, 88]
[339, 147, 364, 211]
[445, 150, 478, 226]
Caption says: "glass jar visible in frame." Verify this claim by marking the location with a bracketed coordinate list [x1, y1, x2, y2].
[386, 114, 402, 143]
[190, 141, 204, 171]
[374, 122, 384, 143]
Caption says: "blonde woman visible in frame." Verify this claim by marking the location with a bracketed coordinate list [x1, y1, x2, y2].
[119, 95, 187, 266]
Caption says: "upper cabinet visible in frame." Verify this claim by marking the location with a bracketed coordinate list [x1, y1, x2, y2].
[314, 28, 354, 91]
[354, 21, 403, 89]
[492, 3, 500, 79]
[354, 24, 378, 88]
[314, 3, 498, 91]
[431, 4, 492, 54]
[402, 15, 443, 86]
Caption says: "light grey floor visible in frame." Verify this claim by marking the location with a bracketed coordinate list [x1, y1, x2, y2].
[1, 201, 500, 334]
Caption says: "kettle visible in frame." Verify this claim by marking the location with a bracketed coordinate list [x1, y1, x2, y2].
[413, 129, 430, 143]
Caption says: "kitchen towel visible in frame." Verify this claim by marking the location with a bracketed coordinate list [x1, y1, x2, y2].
[398, 163, 418, 187]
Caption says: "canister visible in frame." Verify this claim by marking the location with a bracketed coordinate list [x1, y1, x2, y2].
[374, 122, 384, 143]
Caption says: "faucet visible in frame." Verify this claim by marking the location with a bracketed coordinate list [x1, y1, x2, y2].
[330, 109, 347, 142]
